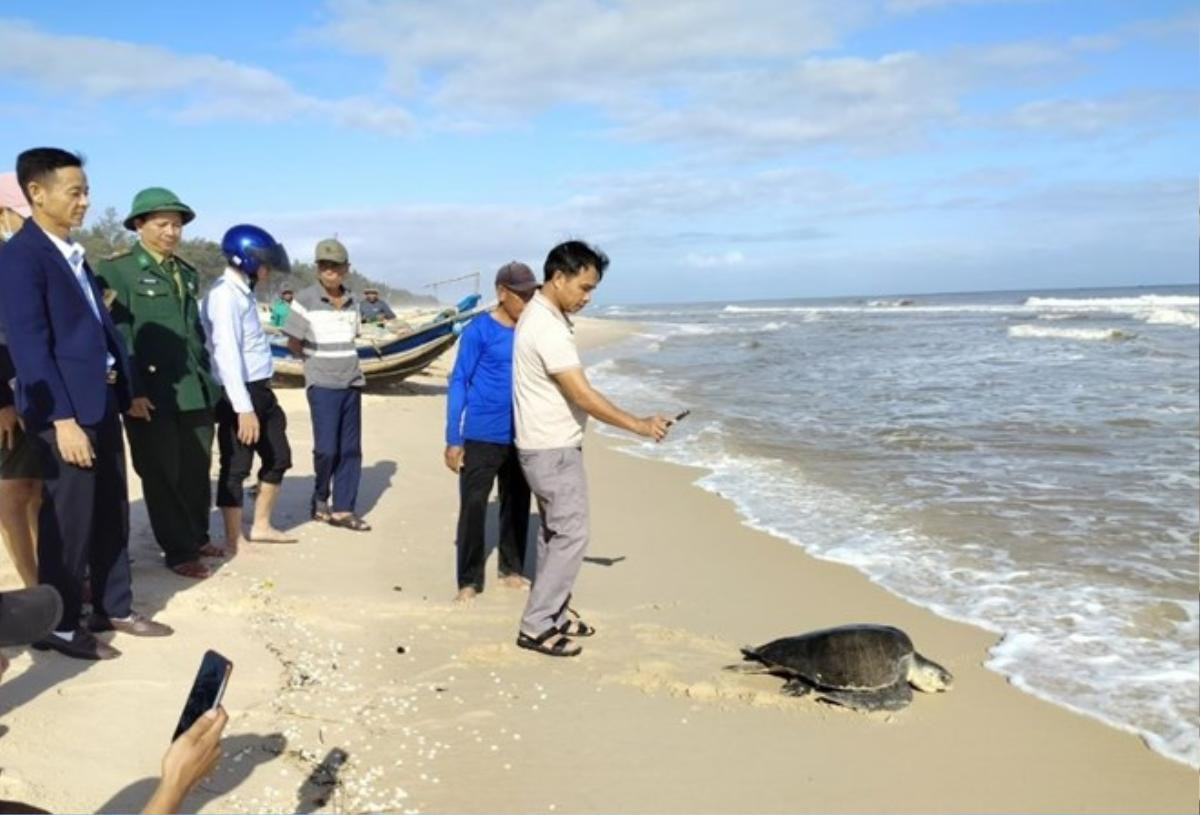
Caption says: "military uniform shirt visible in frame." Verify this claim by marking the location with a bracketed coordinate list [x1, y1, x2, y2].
[95, 241, 218, 412]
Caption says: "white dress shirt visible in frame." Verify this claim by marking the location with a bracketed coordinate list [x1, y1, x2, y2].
[39, 223, 116, 369]
[200, 267, 274, 413]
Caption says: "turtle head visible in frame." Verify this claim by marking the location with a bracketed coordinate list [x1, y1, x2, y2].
[909, 653, 953, 693]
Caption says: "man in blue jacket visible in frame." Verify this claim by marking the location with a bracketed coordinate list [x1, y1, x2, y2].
[0, 148, 172, 660]
[444, 262, 537, 603]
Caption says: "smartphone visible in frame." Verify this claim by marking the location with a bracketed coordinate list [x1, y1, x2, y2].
[172, 649, 233, 741]
[669, 409, 690, 425]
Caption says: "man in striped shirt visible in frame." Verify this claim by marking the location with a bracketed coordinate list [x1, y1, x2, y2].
[282, 239, 371, 531]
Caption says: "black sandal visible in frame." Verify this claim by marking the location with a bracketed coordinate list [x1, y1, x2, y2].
[559, 616, 596, 637]
[328, 514, 371, 531]
[516, 628, 582, 657]
[560, 606, 596, 637]
[310, 500, 331, 522]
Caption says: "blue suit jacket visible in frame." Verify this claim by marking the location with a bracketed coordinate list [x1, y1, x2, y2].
[0, 220, 132, 429]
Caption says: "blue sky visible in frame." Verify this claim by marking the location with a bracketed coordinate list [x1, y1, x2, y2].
[1, 0, 1195, 304]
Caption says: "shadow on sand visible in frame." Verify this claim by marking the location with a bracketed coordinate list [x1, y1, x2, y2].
[97, 731, 288, 814]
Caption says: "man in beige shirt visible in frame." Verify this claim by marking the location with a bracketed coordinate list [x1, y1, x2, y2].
[513, 240, 670, 657]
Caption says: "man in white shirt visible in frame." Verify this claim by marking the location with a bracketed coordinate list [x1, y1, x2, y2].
[513, 240, 670, 657]
[201, 223, 295, 553]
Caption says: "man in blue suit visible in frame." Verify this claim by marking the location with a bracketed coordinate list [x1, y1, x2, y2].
[0, 148, 172, 660]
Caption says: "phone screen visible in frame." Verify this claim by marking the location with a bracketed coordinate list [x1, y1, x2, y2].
[172, 649, 232, 741]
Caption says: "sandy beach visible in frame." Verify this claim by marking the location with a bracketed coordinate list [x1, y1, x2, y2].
[0, 316, 1193, 814]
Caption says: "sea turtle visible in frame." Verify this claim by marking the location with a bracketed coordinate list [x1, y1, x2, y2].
[740, 624, 953, 712]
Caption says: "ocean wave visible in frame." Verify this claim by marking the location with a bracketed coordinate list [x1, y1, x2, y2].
[1145, 308, 1200, 329]
[716, 294, 1200, 325]
[598, 306, 705, 318]
[1025, 295, 1199, 330]
[1036, 312, 1088, 321]
[722, 303, 1022, 315]
[1025, 295, 1199, 309]
[866, 298, 918, 307]
[1008, 324, 1135, 342]
[658, 320, 787, 337]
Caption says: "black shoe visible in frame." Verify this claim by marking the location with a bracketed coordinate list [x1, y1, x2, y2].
[87, 612, 174, 637]
[32, 629, 121, 660]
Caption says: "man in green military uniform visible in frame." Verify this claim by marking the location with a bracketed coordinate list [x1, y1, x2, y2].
[96, 187, 221, 579]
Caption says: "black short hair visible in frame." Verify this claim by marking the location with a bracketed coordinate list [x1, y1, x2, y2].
[543, 240, 608, 284]
[15, 148, 84, 204]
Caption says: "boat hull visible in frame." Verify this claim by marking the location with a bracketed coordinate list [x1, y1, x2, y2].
[269, 309, 479, 387]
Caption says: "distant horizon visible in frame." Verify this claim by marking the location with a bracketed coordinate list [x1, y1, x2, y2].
[594, 280, 1200, 309]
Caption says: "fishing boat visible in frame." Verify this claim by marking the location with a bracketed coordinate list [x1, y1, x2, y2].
[266, 294, 484, 386]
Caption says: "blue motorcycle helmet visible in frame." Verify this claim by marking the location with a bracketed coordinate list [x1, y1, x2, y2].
[221, 223, 291, 276]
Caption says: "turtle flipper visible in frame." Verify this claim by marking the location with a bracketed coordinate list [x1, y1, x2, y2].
[781, 678, 813, 698]
[816, 681, 912, 712]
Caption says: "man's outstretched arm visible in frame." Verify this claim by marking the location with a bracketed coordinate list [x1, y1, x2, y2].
[551, 366, 668, 441]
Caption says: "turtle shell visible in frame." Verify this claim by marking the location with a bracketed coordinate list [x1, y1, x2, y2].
[746, 624, 914, 691]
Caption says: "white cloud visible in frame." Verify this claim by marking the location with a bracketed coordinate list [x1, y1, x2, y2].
[3, 4, 1188, 156]
[684, 250, 746, 269]
[187, 170, 1192, 304]
[319, 0, 975, 155]
[885, 0, 1044, 13]
[252, 203, 559, 295]
[321, 0, 863, 109]
[314, 1, 1189, 157]
[212, 167, 856, 295]
[619, 51, 962, 155]
[997, 91, 1196, 136]
[565, 165, 887, 220]
[0, 19, 413, 133]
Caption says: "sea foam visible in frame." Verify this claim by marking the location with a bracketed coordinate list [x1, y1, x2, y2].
[1008, 324, 1134, 341]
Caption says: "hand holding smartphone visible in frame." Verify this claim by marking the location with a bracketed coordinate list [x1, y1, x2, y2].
[173, 650, 233, 741]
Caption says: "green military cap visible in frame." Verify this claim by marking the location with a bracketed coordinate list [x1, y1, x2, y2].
[315, 237, 349, 264]
[123, 187, 195, 231]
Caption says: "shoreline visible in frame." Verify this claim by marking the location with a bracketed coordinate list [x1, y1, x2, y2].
[592, 424, 1194, 769]
[585, 307, 1200, 774]
[0, 316, 1193, 812]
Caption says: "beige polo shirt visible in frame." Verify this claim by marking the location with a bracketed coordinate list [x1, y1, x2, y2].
[513, 291, 588, 450]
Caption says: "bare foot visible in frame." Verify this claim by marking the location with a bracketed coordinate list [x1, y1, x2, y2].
[499, 574, 531, 590]
[454, 586, 478, 604]
[169, 560, 211, 579]
[247, 526, 298, 544]
[198, 543, 226, 558]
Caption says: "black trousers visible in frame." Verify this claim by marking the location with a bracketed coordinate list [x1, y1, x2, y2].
[455, 440, 531, 591]
[215, 380, 292, 507]
[125, 408, 214, 567]
[34, 387, 132, 632]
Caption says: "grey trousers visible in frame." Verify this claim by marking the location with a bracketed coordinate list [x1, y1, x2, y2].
[518, 447, 589, 636]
